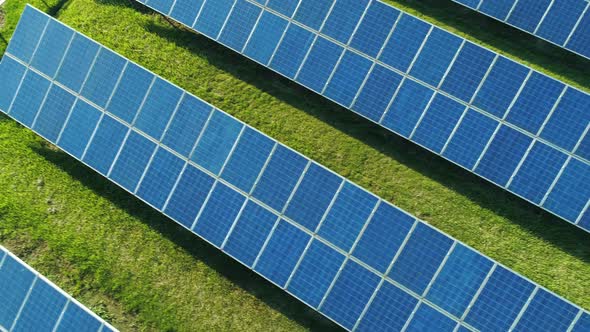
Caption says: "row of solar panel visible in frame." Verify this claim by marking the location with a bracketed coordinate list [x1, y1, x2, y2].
[0, 246, 116, 332]
[453, 0, 590, 60]
[2, 7, 589, 331]
[136, 0, 590, 231]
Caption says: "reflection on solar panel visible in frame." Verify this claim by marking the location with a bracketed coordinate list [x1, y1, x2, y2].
[453, 0, 590, 60]
[0, 246, 117, 332]
[135, 0, 590, 232]
[2, 6, 589, 331]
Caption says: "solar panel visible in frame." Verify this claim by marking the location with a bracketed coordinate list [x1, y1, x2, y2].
[1, 6, 588, 331]
[0, 246, 116, 332]
[135, 0, 590, 232]
[453, 0, 590, 60]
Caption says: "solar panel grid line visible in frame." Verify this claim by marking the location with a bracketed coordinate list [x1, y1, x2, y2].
[511, 286, 542, 330]
[265, 21, 291, 67]
[189, 181, 219, 231]
[400, 302, 431, 332]
[344, 1, 372, 46]
[107, 89, 153, 178]
[3, 9, 590, 329]
[131, 144, 160, 194]
[502, 84, 567, 188]
[504, 0, 522, 21]
[532, 0, 556, 35]
[504, 139, 537, 189]
[312, 199, 382, 310]
[216, 0, 238, 40]
[458, 263, 498, 322]
[539, 157, 573, 207]
[533, 85, 568, 136]
[564, 2, 590, 47]
[51, 299, 71, 332]
[366, 21, 440, 123]
[352, 9, 402, 113]
[540, 123, 590, 211]
[104, 64, 139, 178]
[247, 142, 279, 195]
[239, 3, 268, 53]
[29, 77, 56, 131]
[473, 0, 484, 11]
[568, 310, 585, 332]
[406, 91, 438, 140]
[315, 256, 348, 310]
[352, 219, 419, 331]
[435, 39, 467, 90]
[353, 219, 420, 331]
[422, 241, 458, 298]
[439, 53, 499, 155]
[4, 18, 49, 120]
[217, 126, 271, 249]
[281, 161, 313, 214]
[159, 100, 215, 212]
[439, 106, 470, 156]
[498, 68, 534, 121]
[77, 51, 114, 160]
[576, 194, 590, 225]
[318, 44, 346, 95]
[189, 0, 207, 28]
[282, 177, 347, 290]
[250, 215, 281, 269]
[129, 92, 187, 192]
[8, 276, 38, 331]
[205, 0, 590, 174]
[469, 123, 502, 171]
[219, 195, 250, 249]
[293, 34, 321, 81]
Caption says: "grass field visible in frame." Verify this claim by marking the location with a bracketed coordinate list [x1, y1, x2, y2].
[0, 0, 589, 331]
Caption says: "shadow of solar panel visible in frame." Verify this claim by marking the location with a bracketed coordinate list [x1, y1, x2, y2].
[1, 6, 588, 331]
[139, 0, 590, 231]
[452, 0, 590, 61]
[0, 246, 116, 331]
[136, 0, 590, 232]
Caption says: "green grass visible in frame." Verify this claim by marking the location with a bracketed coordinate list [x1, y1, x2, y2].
[0, 0, 589, 331]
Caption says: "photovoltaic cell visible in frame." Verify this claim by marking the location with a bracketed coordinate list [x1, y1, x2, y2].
[106, 62, 153, 124]
[465, 266, 535, 331]
[287, 240, 345, 308]
[320, 260, 380, 330]
[425, 244, 493, 317]
[451, 0, 590, 60]
[513, 289, 579, 332]
[475, 126, 533, 186]
[135, 0, 590, 230]
[412, 94, 465, 153]
[296, 36, 344, 93]
[0, 246, 115, 331]
[349, 1, 399, 58]
[405, 303, 457, 331]
[2, 8, 588, 332]
[33, 84, 76, 142]
[355, 281, 417, 332]
[223, 201, 277, 266]
[388, 223, 453, 295]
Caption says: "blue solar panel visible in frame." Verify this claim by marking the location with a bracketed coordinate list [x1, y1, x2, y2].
[2, 7, 588, 331]
[0, 246, 115, 331]
[134, 0, 590, 231]
[451, 0, 590, 60]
